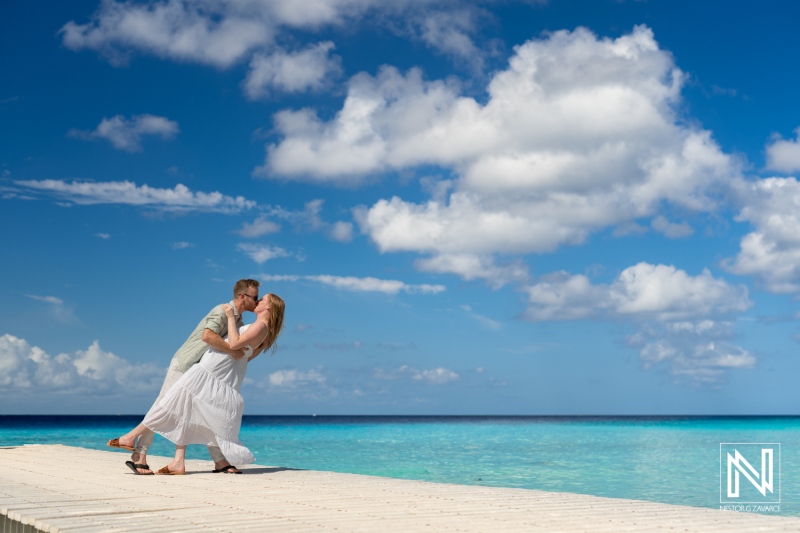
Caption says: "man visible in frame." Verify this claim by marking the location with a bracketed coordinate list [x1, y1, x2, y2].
[107, 279, 261, 474]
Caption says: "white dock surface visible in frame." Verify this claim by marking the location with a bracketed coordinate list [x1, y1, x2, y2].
[2, 444, 799, 532]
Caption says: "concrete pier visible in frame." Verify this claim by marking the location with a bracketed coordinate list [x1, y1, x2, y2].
[1, 444, 799, 532]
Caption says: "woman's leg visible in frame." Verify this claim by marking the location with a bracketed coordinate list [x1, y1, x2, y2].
[156, 445, 187, 475]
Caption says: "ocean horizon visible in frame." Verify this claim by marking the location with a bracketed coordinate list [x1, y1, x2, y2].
[2, 415, 797, 516]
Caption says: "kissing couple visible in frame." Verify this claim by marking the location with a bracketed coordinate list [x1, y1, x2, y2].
[108, 279, 285, 475]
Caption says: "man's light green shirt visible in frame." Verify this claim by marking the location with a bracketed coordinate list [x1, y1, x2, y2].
[173, 300, 243, 373]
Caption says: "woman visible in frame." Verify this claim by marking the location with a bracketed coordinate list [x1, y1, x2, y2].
[140, 293, 284, 475]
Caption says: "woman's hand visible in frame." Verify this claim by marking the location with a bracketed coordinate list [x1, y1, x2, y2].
[221, 304, 235, 318]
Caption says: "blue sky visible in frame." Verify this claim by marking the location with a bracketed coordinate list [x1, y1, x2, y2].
[2, 0, 800, 415]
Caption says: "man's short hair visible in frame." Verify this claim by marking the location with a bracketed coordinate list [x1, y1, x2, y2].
[233, 279, 260, 299]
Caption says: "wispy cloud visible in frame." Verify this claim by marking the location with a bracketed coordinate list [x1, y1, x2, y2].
[25, 295, 78, 324]
[373, 365, 459, 384]
[260, 274, 445, 295]
[235, 215, 281, 238]
[460, 305, 501, 330]
[265, 368, 326, 389]
[172, 241, 194, 250]
[236, 243, 292, 264]
[68, 114, 178, 152]
[14, 180, 256, 214]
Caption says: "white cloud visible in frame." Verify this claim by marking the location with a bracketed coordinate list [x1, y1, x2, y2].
[267, 368, 326, 388]
[0, 334, 163, 394]
[329, 221, 353, 242]
[14, 180, 256, 214]
[61, 0, 275, 67]
[525, 262, 750, 322]
[235, 215, 281, 237]
[630, 323, 755, 383]
[261, 26, 738, 281]
[460, 304, 501, 330]
[96, 232, 111, 239]
[373, 364, 459, 384]
[650, 215, 693, 238]
[249, 199, 352, 242]
[405, 8, 484, 68]
[26, 294, 64, 305]
[236, 243, 292, 264]
[172, 241, 194, 249]
[724, 177, 800, 293]
[259, 273, 445, 294]
[414, 253, 528, 288]
[25, 295, 78, 324]
[60, 1, 485, 71]
[523, 262, 752, 381]
[765, 127, 800, 173]
[69, 114, 178, 152]
[243, 42, 342, 98]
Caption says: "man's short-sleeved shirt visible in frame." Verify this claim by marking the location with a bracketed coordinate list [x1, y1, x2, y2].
[173, 300, 243, 373]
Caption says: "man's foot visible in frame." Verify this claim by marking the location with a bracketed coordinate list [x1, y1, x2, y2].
[212, 464, 242, 474]
[125, 461, 154, 475]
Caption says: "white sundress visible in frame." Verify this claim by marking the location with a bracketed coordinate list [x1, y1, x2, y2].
[142, 324, 258, 465]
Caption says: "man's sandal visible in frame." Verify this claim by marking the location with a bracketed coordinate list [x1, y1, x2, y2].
[212, 465, 242, 474]
[125, 460, 154, 475]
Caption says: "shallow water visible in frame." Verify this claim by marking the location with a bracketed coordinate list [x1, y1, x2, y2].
[1, 415, 796, 515]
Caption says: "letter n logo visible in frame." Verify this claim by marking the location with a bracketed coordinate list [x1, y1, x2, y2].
[720, 443, 780, 504]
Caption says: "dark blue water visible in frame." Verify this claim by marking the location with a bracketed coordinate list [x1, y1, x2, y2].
[1, 415, 797, 515]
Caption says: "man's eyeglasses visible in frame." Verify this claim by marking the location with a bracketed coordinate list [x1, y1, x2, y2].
[241, 293, 259, 303]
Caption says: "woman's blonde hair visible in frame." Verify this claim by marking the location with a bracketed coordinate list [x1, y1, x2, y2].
[262, 293, 285, 354]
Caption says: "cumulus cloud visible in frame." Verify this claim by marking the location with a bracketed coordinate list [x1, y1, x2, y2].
[69, 114, 179, 152]
[259, 273, 445, 294]
[373, 364, 459, 384]
[14, 180, 256, 214]
[60, 0, 486, 72]
[765, 127, 800, 173]
[525, 263, 750, 321]
[236, 243, 292, 264]
[523, 262, 752, 381]
[261, 26, 739, 280]
[0, 334, 163, 394]
[61, 0, 275, 67]
[725, 177, 800, 293]
[243, 42, 342, 98]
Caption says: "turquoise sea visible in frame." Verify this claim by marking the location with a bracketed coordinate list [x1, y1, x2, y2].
[1, 415, 797, 516]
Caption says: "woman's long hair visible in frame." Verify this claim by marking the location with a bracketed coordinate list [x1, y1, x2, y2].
[262, 293, 285, 354]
